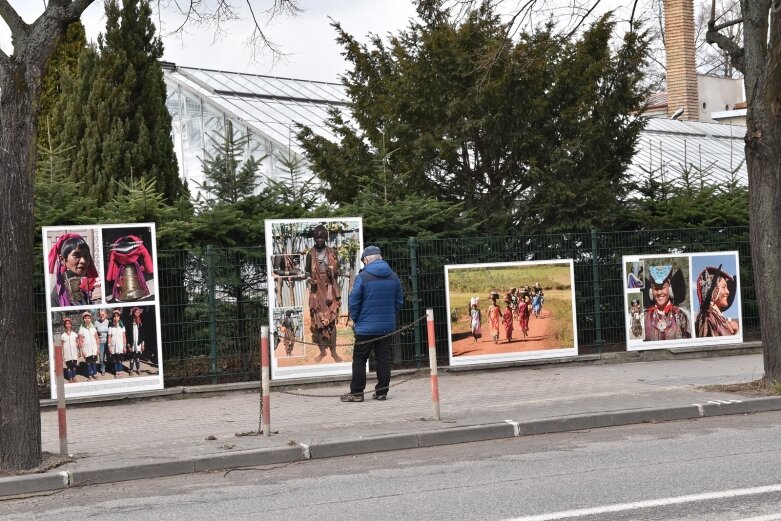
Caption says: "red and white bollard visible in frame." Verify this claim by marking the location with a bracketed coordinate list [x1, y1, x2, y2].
[260, 326, 271, 437]
[426, 308, 441, 421]
[54, 344, 68, 455]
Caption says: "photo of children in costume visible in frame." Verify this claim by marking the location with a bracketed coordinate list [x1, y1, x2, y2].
[61, 317, 79, 383]
[78, 311, 100, 380]
[446, 261, 578, 366]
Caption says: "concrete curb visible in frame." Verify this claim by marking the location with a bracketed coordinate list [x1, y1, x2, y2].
[6, 395, 781, 498]
[0, 471, 68, 497]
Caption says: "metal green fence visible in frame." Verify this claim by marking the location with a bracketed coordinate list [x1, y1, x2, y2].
[33, 226, 757, 392]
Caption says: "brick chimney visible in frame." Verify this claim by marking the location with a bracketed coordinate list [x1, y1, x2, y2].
[664, 0, 699, 120]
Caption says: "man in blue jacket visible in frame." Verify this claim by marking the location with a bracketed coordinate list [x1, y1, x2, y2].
[341, 245, 404, 402]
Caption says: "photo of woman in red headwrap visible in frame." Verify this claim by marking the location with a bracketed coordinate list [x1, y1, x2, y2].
[47, 230, 102, 307]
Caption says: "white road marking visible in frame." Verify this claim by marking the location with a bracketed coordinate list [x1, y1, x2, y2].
[693, 403, 704, 416]
[504, 420, 520, 437]
[296, 442, 310, 459]
[732, 515, 781, 521]
[501, 483, 781, 521]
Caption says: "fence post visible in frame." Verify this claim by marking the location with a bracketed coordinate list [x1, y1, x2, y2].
[207, 244, 218, 384]
[261, 326, 271, 437]
[590, 230, 604, 352]
[426, 308, 441, 421]
[54, 344, 68, 456]
[409, 237, 423, 369]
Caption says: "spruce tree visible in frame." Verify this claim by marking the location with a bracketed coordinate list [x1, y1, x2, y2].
[56, 0, 182, 205]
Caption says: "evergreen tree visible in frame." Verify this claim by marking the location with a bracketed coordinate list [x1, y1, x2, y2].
[54, 0, 182, 205]
[34, 121, 96, 231]
[620, 163, 749, 230]
[36, 22, 87, 149]
[264, 150, 326, 217]
[192, 122, 270, 372]
[299, 2, 649, 235]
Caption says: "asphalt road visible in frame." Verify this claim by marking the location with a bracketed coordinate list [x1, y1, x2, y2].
[4, 411, 781, 520]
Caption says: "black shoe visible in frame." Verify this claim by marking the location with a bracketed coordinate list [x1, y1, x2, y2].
[340, 393, 364, 402]
[372, 393, 387, 401]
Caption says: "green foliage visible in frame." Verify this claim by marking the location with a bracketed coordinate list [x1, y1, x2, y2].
[34, 121, 96, 232]
[620, 163, 749, 230]
[299, 3, 649, 235]
[264, 150, 326, 216]
[51, 0, 182, 205]
[37, 22, 87, 148]
[195, 120, 263, 206]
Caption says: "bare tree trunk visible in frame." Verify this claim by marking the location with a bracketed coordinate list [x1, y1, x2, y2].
[742, 0, 781, 379]
[0, 63, 43, 470]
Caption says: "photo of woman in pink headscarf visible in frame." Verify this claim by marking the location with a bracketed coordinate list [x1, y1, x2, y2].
[47, 231, 102, 307]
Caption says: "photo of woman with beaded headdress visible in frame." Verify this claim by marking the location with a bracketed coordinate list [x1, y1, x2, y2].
[642, 257, 691, 342]
[691, 253, 742, 338]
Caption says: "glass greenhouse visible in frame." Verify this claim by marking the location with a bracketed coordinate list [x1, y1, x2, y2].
[162, 62, 748, 201]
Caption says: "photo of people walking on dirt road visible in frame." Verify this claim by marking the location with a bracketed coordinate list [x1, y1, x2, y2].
[445, 260, 578, 367]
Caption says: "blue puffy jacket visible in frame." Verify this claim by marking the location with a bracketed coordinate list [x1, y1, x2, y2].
[349, 259, 404, 335]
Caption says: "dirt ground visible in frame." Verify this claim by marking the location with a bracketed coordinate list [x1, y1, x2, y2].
[701, 378, 781, 396]
[451, 307, 560, 357]
[274, 311, 355, 367]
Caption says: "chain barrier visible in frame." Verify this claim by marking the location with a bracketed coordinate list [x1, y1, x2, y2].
[278, 315, 427, 349]
[266, 315, 431, 399]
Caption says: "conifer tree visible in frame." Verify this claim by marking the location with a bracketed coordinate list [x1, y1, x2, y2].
[56, 0, 182, 205]
[34, 121, 95, 231]
[193, 122, 269, 371]
[36, 22, 87, 149]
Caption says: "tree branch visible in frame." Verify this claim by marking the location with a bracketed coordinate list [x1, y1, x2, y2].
[66, 0, 97, 19]
[705, 21, 745, 74]
[565, 0, 602, 39]
[710, 17, 743, 32]
[0, 0, 31, 40]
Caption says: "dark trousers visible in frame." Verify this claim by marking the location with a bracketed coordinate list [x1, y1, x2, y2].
[350, 334, 391, 396]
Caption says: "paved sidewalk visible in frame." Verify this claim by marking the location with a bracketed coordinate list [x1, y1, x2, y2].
[2, 352, 777, 497]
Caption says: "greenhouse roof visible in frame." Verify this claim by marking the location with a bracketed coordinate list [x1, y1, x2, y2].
[163, 64, 748, 188]
[163, 64, 349, 157]
[629, 118, 747, 188]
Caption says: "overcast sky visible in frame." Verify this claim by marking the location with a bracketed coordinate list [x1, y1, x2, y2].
[1, 1, 420, 83]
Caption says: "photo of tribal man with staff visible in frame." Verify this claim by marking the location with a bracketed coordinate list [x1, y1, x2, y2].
[265, 218, 362, 377]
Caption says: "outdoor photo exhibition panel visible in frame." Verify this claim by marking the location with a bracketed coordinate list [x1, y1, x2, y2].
[445, 259, 578, 367]
[43, 223, 164, 399]
[623, 251, 743, 351]
[265, 218, 363, 380]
